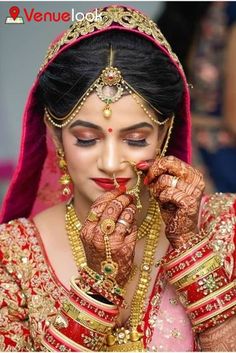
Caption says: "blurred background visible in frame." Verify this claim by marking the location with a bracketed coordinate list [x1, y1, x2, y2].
[0, 1, 236, 208]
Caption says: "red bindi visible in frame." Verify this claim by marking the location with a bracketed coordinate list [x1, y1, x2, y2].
[108, 128, 113, 133]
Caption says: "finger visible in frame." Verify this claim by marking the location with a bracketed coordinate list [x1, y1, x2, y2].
[86, 187, 127, 221]
[100, 193, 134, 226]
[116, 204, 136, 236]
[135, 159, 155, 172]
[158, 187, 198, 214]
[150, 174, 203, 199]
[145, 155, 203, 185]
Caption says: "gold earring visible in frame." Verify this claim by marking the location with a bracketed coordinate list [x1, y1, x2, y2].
[122, 161, 143, 210]
[57, 149, 72, 196]
[160, 115, 175, 157]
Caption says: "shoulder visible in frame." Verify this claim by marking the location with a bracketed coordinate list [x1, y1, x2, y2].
[0, 218, 37, 249]
[0, 218, 38, 261]
[33, 202, 66, 224]
[200, 193, 236, 231]
[33, 202, 66, 238]
[200, 193, 236, 219]
[200, 193, 236, 277]
[0, 202, 66, 262]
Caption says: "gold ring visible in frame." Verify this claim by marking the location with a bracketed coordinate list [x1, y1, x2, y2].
[100, 219, 116, 235]
[171, 176, 179, 188]
[87, 211, 99, 222]
[117, 219, 131, 230]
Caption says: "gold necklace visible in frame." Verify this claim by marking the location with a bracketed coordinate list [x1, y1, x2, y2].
[65, 198, 161, 351]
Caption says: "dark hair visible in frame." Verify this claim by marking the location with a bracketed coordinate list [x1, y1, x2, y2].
[37, 30, 184, 122]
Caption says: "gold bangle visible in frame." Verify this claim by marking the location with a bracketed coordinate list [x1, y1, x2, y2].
[172, 254, 222, 289]
[62, 300, 114, 334]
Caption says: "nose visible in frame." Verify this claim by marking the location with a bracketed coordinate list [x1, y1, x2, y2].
[97, 140, 123, 175]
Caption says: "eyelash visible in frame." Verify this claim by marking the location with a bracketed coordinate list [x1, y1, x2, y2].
[125, 139, 149, 147]
[75, 138, 149, 147]
[75, 138, 97, 146]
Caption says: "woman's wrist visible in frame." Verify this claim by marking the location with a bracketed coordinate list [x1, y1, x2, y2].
[41, 275, 119, 351]
[163, 230, 236, 333]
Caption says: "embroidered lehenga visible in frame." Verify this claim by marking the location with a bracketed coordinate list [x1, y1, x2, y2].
[0, 5, 236, 352]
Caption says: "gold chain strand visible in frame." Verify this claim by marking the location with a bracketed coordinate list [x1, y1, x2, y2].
[65, 198, 162, 351]
[65, 202, 87, 268]
[105, 204, 161, 351]
[129, 204, 161, 329]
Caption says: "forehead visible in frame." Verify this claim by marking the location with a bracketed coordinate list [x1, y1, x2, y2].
[70, 92, 156, 128]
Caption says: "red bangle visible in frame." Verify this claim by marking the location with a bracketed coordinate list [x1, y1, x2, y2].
[78, 269, 126, 308]
[178, 266, 229, 305]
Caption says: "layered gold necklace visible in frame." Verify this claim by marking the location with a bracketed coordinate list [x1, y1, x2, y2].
[65, 197, 161, 351]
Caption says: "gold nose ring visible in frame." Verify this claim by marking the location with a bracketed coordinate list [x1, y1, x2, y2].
[121, 160, 142, 209]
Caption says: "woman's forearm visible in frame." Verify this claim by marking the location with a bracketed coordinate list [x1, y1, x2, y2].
[199, 316, 236, 351]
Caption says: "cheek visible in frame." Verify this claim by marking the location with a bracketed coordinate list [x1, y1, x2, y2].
[127, 135, 158, 161]
[129, 145, 157, 162]
[62, 134, 92, 176]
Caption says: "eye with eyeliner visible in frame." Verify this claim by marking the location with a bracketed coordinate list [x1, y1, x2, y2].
[73, 129, 100, 147]
[124, 131, 150, 147]
[125, 138, 149, 147]
[73, 128, 151, 147]
[75, 137, 98, 146]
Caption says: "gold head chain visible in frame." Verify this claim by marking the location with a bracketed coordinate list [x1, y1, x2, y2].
[45, 44, 175, 159]
[44, 44, 173, 128]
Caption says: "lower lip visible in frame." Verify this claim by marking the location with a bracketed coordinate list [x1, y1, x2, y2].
[92, 180, 127, 191]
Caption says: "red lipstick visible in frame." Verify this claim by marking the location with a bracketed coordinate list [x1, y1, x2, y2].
[91, 178, 130, 191]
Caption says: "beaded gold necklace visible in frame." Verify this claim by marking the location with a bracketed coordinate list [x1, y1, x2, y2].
[65, 197, 161, 351]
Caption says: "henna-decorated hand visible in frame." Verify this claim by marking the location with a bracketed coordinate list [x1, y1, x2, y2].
[80, 188, 137, 287]
[137, 156, 205, 248]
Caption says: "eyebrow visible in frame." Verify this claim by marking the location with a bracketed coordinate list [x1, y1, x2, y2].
[69, 120, 153, 132]
[120, 122, 154, 132]
[69, 120, 102, 130]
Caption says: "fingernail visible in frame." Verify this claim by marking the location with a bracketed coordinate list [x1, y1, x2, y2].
[143, 176, 149, 185]
[136, 161, 150, 170]
[136, 159, 154, 170]
[118, 184, 126, 192]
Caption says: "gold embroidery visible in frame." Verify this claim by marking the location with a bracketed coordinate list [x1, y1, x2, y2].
[201, 193, 236, 278]
[40, 6, 181, 72]
[0, 219, 67, 351]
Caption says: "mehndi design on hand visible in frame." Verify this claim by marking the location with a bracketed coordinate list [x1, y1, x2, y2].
[80, 188, 137, 287]
[138, 155, 205, 248]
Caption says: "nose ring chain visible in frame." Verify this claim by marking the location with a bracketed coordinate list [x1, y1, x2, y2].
[113, 161, 143, 209]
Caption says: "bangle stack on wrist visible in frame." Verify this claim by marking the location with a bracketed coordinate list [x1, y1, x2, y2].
[163, 231, 236, 333]
[41, 276, 119, 351]
[77, 266, 127, 308]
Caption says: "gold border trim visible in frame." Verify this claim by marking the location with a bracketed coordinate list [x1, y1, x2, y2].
[40, 6, 181, 73]
[188, 281, 236, 311]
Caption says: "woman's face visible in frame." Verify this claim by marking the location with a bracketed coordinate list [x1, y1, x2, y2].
[62, 93, 162, 207]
